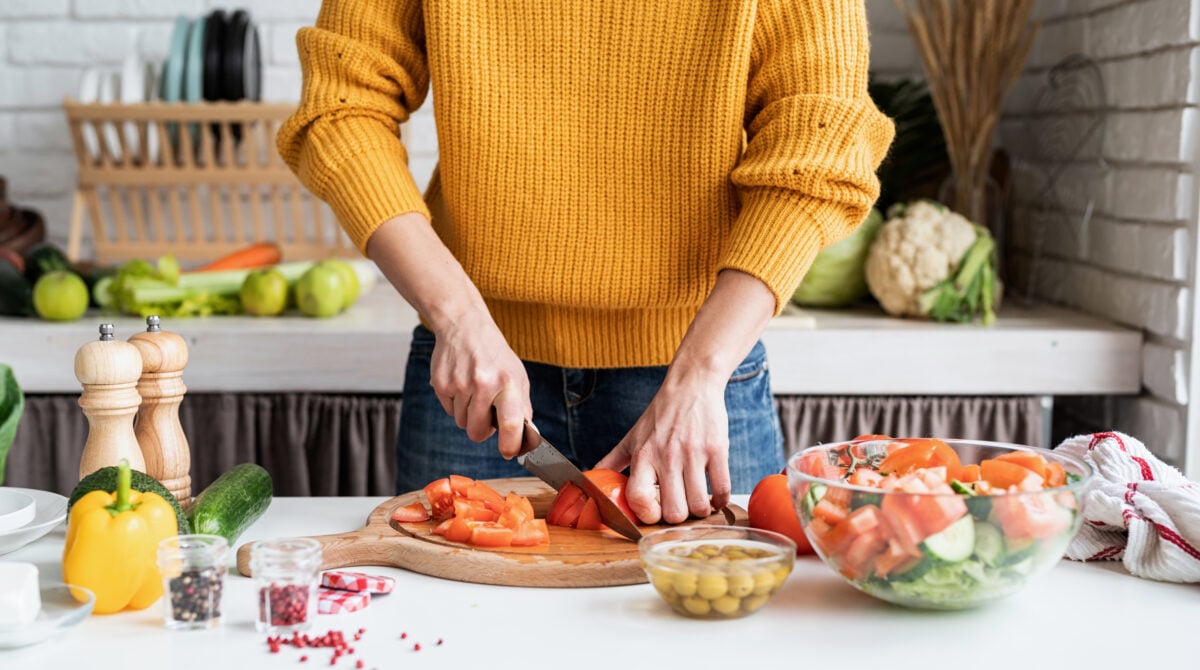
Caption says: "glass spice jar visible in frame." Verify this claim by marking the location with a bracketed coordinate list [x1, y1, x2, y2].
[250, 537, 322, 634]
[157, 534, 229, 630]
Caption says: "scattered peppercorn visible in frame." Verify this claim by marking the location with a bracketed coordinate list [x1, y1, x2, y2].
[413, 643, 421, 652]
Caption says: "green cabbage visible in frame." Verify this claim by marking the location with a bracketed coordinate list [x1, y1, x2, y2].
[792, 208, 884, 308]
[0, 364, 24, 486]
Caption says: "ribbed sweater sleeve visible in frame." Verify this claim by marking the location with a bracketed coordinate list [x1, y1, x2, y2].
[276, 0, 432, 252]
[723, 0, 895, 313]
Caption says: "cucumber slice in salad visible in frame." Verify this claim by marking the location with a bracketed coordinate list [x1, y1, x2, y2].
[972, 521, 1004, 566]
[920, 515, 975, 562]
[801, 483, 826, 517]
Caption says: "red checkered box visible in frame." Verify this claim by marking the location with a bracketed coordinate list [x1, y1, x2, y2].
[320, 570, 395, 594]
[317, 587, 370, 615]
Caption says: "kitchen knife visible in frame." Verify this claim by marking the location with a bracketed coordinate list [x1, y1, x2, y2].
[517, 420, 643, 542]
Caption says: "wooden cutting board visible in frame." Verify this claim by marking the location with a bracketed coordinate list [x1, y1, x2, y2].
[235, 477, 747, 587]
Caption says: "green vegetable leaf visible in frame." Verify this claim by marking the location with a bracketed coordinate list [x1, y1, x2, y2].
[0, 364, 25, 486]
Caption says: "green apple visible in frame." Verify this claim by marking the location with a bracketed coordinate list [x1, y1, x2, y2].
[295, 264, 345, 318]
[240, 268, 289, 316]
[318, 259, 360, 311]
[33, 270, 89, 321]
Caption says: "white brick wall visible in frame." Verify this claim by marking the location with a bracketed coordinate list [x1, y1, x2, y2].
[0, 0, 439, 251]
[872, 0, 1200, 473]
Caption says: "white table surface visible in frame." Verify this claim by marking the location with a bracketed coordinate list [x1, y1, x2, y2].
[3, 285, 1141, 396]
[3, 495, 1194, 670]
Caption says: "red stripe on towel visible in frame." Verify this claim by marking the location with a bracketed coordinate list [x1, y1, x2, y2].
[1122, 509, 1200, 562]
[1086, 546, 1124, 561]
[1131, 456, 1155, 480]
[1089, 432, 1127, 452]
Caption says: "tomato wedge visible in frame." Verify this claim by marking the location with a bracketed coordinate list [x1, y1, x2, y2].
[546, 468, 637, 530]
[878, 438, 961, 476]
[390, 502, 431, 524]
[420, 475, 550, 548]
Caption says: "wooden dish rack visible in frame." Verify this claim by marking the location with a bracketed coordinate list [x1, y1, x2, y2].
[62, 100, 357, 266]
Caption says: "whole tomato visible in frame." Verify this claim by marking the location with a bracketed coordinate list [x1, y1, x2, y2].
[748, 473, 813, 555]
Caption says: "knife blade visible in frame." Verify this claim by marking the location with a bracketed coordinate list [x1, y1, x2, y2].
[516, 420, 643, 542]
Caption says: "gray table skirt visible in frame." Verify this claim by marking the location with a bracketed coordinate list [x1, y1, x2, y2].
[5, 394, 1043, 497]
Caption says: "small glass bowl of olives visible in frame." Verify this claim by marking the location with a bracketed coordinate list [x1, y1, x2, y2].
[638, 525, 795, 619]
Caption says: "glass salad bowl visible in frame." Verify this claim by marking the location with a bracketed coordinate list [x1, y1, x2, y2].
[639, 525, 795, 619]
[786, 438, 1092, 610]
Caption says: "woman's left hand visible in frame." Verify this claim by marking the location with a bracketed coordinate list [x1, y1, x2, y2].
[596, 369, 731, 525]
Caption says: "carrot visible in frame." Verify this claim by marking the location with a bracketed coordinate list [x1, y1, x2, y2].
[194, 242, 282, 272]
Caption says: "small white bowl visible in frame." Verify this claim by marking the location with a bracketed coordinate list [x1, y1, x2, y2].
[0, 489, 36, 533]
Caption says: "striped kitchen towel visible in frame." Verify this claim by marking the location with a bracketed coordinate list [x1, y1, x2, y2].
[1055, 431, 1200, 582]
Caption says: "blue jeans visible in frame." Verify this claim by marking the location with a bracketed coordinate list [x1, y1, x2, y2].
[394, 325, 784, 494]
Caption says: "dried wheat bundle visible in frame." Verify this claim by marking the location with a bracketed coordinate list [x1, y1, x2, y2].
[895, 0, 1038, 221]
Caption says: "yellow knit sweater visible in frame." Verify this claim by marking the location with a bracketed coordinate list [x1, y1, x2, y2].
[279, 0, 894, 368]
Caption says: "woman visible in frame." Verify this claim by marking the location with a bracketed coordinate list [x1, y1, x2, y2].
[279, 0, 893, 524]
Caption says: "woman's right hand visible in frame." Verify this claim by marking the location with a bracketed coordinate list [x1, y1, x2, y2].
[429, 317, 531, 459]
[367, 212, 532, 460]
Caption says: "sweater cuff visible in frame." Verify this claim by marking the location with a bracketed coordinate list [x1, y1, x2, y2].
[295, 125, 431, 253]
[718, 187, 844, 315]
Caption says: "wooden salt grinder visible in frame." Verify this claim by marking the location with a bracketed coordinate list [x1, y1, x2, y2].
[129, 315, 192, 509]
[76, 323, 145, 479]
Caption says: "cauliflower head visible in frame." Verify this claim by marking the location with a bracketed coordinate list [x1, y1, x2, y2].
[864, 201, 979, 317]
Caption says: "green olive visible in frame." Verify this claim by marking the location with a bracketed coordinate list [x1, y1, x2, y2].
[752, 570, 776, 596]
[711, 595, 742, 615]
[773, 566, 792, 588]
[650, 569, 674, 594]
[672, 571, 699, 597]
[682, 596, 712, 616]
[696, 573, 728, 600]
[742, 594, 770, 612]
[727, 572, 755, 598]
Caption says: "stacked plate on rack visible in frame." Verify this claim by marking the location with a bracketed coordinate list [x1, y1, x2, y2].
[76, 7, 262, 165]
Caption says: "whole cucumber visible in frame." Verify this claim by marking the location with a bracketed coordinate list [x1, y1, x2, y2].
[188, 463, 273, 545]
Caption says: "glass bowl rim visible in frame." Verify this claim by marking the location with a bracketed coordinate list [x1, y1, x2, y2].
[786, 438, 1093, 498]
[638, 524, 797, 566]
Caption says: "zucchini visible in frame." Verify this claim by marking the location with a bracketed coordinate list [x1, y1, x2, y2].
[23, 244, 72, 285]
[70, 466, 190, 534]
[920, 515, 975, 562]
[189, 463, 273, 545]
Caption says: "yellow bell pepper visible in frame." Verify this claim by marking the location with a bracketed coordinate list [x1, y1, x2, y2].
[63, 460, 178, 614]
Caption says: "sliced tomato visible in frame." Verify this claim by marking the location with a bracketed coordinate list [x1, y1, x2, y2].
[878, 438, 961, 476]
[796, 449, 842, 481]
[994, 451, 1049, 480]
[951, 463, 981, 483]
[390, 501, 431, 524]
[838, 527, 889, 581]
[1044, 461, 1066, 488]
[423, 478, 456, 521]
[505, 492, 535, 518]
[993, 493, 1073, 539]
[453, 498, 499, 522]
[444, 517, 473, 543]
[576, 498, 602, 531]
[448, 474, 475, 496]
[469, 523, 514, 547]
[546, 469, 636, 530]
[852, 434, 893, 441]
[873, 539, 923, 578]
[466, 481, 507, 513]
[432, 518, 454, 536]
[511, 519, 550, 546]
[812, 498, 849, 526]
[981, 459, 1044, 490]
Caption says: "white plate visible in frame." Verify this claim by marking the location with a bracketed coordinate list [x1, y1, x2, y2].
[119, 53, 144, 158]
[96, 70, 124, 162]
[0, 583, 94, 650]
[0, 488, 35, 532]
[0, 488, 67, 556]
[77, 67, 101, 163]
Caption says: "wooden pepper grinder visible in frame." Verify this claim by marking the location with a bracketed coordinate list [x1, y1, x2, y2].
[76, 323, 145, 479]
[129, 315, 192, 509]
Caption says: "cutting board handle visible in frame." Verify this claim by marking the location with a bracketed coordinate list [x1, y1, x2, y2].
[235, 527, 406, 577]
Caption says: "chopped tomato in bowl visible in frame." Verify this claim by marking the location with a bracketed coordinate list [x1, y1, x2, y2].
[785, 437, 1092, 610]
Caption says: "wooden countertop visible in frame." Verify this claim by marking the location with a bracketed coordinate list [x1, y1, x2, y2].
[2, 285, 1142, 395]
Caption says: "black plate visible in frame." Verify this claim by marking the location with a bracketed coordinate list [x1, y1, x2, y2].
[222, 9, 250, 101]
[202, 9, 227, 102]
